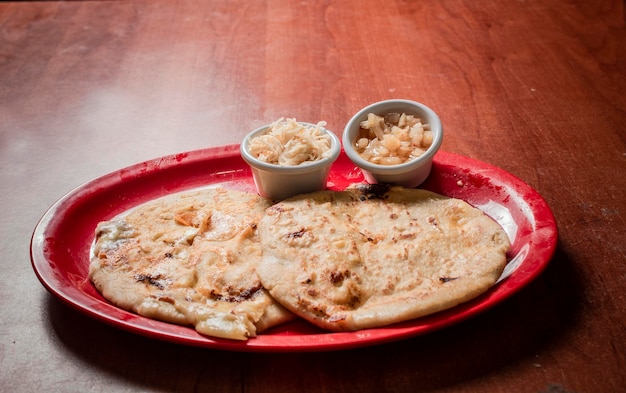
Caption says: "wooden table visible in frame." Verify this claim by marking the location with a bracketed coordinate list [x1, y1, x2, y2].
[2, 1, 624, 392]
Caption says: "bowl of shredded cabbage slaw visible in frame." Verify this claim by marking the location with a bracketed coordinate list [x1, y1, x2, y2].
[241, 118, 341, 200]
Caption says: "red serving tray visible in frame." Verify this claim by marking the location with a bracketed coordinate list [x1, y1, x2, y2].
[31, 146, 557, 352]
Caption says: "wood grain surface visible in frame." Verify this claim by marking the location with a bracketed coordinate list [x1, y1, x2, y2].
[1, 1, 624, 392]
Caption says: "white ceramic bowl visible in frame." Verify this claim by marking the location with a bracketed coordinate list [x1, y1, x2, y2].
[342, 99, 443, 188]
[240, 122, 341, 200]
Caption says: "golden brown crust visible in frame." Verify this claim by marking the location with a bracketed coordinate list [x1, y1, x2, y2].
[256, 185, 510, 332]
[89, 187, 294, 340]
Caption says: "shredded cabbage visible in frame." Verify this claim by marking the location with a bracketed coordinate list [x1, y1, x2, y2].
[248, 118, 332, 166]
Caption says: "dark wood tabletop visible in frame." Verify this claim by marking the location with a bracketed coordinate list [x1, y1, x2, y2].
[2, 1, 625, 392]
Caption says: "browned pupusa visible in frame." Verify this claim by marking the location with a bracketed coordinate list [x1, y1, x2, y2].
[256, 184, 510, 332]
[89, 187, 294, 340]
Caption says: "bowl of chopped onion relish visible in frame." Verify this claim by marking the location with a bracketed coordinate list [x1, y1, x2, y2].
[342, 99, 443, 188]
[241, 118, 341, 200]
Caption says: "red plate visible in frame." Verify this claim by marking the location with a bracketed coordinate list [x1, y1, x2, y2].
[30, 146, 557, 352]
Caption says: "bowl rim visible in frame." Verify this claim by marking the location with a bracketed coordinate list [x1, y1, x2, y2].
[342, 99, 443, 174]
[240, 121, 341, 174]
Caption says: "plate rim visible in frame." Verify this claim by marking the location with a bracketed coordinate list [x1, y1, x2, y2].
[30, 146, 558, 352]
